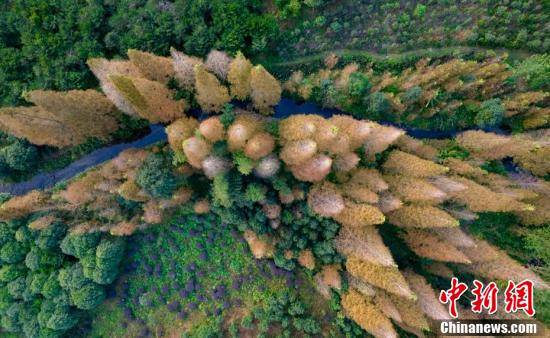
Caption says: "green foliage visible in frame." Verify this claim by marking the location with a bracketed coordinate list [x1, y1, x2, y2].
[244, 183, 267, 203]
[277, 0, 548, 58]
[0, 0, 279, 106]
[480, 160, 508, 176]
[219, 104, 236, 129]
[136, 153, 177, 198]
[438, 143, 470, 160]
[60, 232, 101, 259]
[212, 174, 232, 208]
[402, 85, 422, 105]
[88, 210, 340, 337]
[0, 241, 27, 264]
[514, 54, 550, 91]
[70, 283, 105, 310]
[262, 290, 320, 334]
[347, 72, 371, 98]
[413, 4, 427, 18]
[474, 99, 505, 128]
[233, 151, 255, 175]
[212, 171, 242, 208]
[368, 91, 393, 120]
[0, 140, 38, 172]
[277, 201, 342, 265]
[34, 222, 66, 251]
[0, 215, 123, 336]
[525, 227, 550, 264]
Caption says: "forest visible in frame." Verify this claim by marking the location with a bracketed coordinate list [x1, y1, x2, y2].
[0, 1, 548, 337]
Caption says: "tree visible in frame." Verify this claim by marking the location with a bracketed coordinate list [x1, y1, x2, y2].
[109, 75, 186, 123]
[35, 222, 66, 251]
[382, 150, 449, 177]
[401, 229, 471, 263]
[0, 107, 76, 147]
[182, 136, 212, 169]
[0, 241, 27, 264]
[23, 89, 119, 143]
[60, 232, 101, 259]
[475, 99, 505, 128]
[92, 237, 124, 285]
[166, 117, 199, 155]
[341, 288, 397, 337]
[227, 52, 253, 100]
[347, 72, 371, 98]
[332, 201, 385, 227]
[336, 227, 393, 273]
[194, 65, 230, 113]
[388, 205, 459, 228]
[87, 58, 143, 118]
[250, 65, 282, 114]
[0, 140, 38, 171]
[127, 49, 174, 84]
[25, 247, 62, 271]
[170, 48, 204, 89]
[368, 92, 392, 120]
[205, 50, 232, 80]
[70, 283, 105, 310]
[136, 153, 177, 198]
[307, 182, 344, 217]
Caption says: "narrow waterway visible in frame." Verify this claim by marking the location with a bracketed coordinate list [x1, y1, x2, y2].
[0, 99, 512, 196]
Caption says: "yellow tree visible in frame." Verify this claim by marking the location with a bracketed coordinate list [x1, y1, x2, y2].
[24, 89, 119, 143]
[250, 65, 282, 114]
[346, 256, 414, 299]
[127, 49, 175, 84]
[335, 226, 395, 267]
[87, 58, 143, 117]
[0, 107, 76, 147]
[341, 288, 397, 338]
[166, 117, 199, 154]
[227, 51, 253, 100]
[332, 200, 385, 227]
[109, 75, 186, 122]
[400, 229, 472, 263]
[382, 150, 449, 177]
[388, 205, 459, 228]
[194, 65, 230, 113]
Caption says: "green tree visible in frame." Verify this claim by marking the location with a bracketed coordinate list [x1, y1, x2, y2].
[0, 241, 27, 264]
[136, 153, 177, 198]
[91, 237, 124, 285]
[348, 72, 371, 98]
[70, 283, 105, 310]
[475, 99, 505, 128]
[0, 140, 38, 172]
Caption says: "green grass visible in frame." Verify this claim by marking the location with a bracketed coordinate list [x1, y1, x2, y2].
[86, 208, 341, 337]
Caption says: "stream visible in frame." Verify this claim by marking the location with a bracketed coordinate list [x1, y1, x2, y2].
[0, 98, 512, 196]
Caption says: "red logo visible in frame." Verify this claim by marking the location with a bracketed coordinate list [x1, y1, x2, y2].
[471, 280, 499, 314]
[439, 277, 468, 318]
[504, 280, 535, 316]
[439, 279, 535, 318]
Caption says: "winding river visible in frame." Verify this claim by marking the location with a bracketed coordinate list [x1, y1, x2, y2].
[0, 98, 509, 196]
